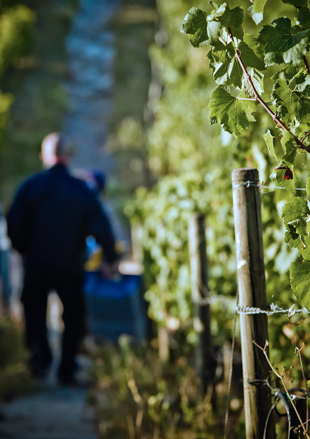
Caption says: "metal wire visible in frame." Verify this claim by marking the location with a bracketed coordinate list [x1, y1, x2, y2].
[237, 303, 309, 317]
[232, 180, 307, 191]
[251, 379, 310, 439]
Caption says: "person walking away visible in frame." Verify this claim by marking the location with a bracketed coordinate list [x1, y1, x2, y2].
[6, 133, 118, 384]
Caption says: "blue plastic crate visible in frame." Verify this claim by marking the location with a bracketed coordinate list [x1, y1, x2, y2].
[84, 271, 146, 342]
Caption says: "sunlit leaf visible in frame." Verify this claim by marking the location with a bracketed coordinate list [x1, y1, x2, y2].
[259, 18, 310, 66]
[263, 130, 277, 160]
[254, 0, 268, 14]
[181, 8, 209, 47]
[209, 86, 256, 137]
[290, 260, 310, 309]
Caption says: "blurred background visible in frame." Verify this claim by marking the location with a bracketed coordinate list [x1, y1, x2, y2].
[0, 0, 309, 438]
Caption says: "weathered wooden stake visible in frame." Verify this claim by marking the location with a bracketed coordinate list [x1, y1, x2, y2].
[232, 168, 275, 439]
[188, 213, 214, 394]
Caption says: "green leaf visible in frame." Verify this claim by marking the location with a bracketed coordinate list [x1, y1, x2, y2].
[295, 73, 310, 95]
[207, 43, 243, 88]
[207, 21, 222, 45]
[244, 34, 265, 63]
[281, 132, 297, 162]
[307, 177, 310, 196]
[219, 5, 243, 28]
[271, 162, 296, 193]
[284, 225, 300, 248]
[264, 130, 277, 160]
[248, 5, 263, 25]
[297, 7, 310, 28]
[254, 0, 267, 14]
[245, 68, 264, 95]
[271, 134, 297, 193]
[239, 41, 265, 70]
[209, 86, 256, 137]
[290, 260, 310, 309]
[272, 78, 310, 127]
[181, 8, 209, 47]
[207, 3, 243, 29]
[271, 66, 299, 82]
[282, 196, 308, 226]
[208, 37, 265, 91]
[259, 18, 310, 66]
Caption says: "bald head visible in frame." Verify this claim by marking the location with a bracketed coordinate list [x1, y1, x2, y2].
[40, 133, 73, 168]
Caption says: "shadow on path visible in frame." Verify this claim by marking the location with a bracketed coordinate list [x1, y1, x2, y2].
[0, 353, 98, 439]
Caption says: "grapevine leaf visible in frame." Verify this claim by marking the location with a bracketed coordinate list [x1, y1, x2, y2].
[271, 160, 296, 193]
[284, 225, 300, 248]
[207, 21, 222, 45]
[282, 0, 307, 6]
[264, 130, 277, 160]
[271, 133, 297, 193]
[243, 34, 265, 64]
[271, 66, 299, 82]
[259, 18, 310, 66]
[307, 177, 310, 196]
[290, 260, 310, 309]
[248, 5, 263, 25]
[209, 86, 256, 138]
[244, 68, 264, 95]
[254, 0, 268, 14]
[295, 74, 310, 95]
[297, 7, 310, 28]
[219, 5, 243, 28]
[281, 131, 297, 162]
[282, 196, 308, 226]
[208, 38, 265, 90]
[272, 78, 310, 126]
[207, 3, 243, 29]
[181, 8, 209, 47]
[207, 43, 243, 88]
[239, 41, 265, 70]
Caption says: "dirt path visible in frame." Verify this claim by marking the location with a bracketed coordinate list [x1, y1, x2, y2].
[0, 385, 97, 439]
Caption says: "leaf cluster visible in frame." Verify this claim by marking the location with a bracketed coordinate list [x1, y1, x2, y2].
[181, 0, 310, 307]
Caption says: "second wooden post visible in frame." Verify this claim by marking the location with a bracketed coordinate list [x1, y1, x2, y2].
[188, 213, 214, 395]
[232, 168, 275, 439]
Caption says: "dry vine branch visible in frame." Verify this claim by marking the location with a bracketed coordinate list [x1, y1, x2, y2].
[254, 340, 310, 438]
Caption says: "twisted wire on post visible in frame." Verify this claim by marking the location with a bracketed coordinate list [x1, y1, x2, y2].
[232, 180, 307, 191]
[237, 303, 309, 318]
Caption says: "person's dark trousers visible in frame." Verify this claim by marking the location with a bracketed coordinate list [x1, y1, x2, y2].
[22, 264, 86, 381]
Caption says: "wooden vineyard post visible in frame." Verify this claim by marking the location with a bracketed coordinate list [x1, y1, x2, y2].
[188, 213, 214, 394]
[232, 169, 275, 439]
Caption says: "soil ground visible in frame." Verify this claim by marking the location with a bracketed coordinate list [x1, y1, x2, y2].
[0, 354, 98, 439]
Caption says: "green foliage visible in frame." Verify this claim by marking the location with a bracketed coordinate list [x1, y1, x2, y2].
[0, 0, 77, 206]
[0, 2, 35, 152]
[0, 318, 30, 401]
[126, 172, 237, 338]
[181, 0, 310, 308]
[259, 18, 310, 66]
[90, 337, 225, 439]
[290, 260, 310, 308]
[209, 87, 256, 137]
[0, 5, 35, 76]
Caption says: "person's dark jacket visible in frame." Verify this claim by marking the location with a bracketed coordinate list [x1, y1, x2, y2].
[6, 164, 117, 271]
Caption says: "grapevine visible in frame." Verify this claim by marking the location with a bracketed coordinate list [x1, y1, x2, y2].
[181, 0, 310, 307]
